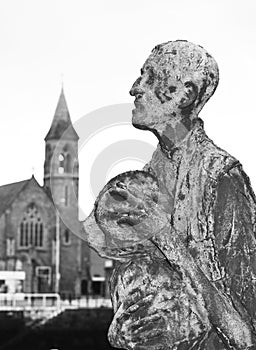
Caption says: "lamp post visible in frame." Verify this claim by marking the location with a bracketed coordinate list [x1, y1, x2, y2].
[55, 211, 60, 294]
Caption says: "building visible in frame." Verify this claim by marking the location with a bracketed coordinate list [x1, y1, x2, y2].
[0, 88, 110, 298]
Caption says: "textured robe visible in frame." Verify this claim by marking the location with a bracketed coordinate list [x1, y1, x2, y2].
[108, 119, 256, 349]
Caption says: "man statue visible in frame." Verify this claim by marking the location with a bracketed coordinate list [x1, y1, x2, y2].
[83, 40, 256, 349]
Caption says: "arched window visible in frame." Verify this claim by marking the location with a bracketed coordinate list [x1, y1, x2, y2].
[58, 152, 72, 174]
[19, 203, 44, 248]
[58, 153, 65, 174]
[65, 153, 72, 173]
[64, 229, 71, 245]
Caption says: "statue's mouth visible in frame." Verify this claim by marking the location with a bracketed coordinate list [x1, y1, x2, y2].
[104, 210, 147, 227]
[106, 189, 147, 226]
[118, 210, 148, 227]
[134, 100, 144, 109]
[117, 213, 142, 227]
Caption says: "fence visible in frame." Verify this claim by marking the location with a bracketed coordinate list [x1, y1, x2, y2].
[0, 293, 61, 312]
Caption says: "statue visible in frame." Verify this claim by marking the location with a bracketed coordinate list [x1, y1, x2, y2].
[83, 40, 256, 349]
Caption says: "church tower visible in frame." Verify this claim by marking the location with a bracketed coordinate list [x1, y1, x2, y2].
[44, 87, 79, 200]
[44, 88, 81, 296]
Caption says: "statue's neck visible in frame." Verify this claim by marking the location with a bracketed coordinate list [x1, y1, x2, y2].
[154, 117, 202, 158]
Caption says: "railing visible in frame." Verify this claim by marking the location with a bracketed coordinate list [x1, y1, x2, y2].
[0, 293, 61, 312]
[0, 293, 112, 313]
[61, 296, 112, 309]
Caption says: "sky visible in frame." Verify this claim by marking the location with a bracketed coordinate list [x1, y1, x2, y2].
[0, 0, 256, 218]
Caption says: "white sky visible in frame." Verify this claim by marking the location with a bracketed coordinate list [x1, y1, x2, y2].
[0, 0, 256, 219]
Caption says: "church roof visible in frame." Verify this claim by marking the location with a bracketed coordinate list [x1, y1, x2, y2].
[0, 179, 30, 216]
[44, 88, 79, 141]
[0, 176, 45, 216]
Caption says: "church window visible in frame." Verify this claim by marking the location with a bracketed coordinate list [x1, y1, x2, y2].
[25, 222, 29, 246]
[65, 153, 72, 173]
[64, 229, 71, 245]
[58, 154, 65, 174]
[19, 203, 44, 248]
[39, 223, 43, 246]
[20, 222, 24, 246]
[6, 239, 15, 257]
[58, 149, 73, 174]
[30, 222, 33, 244]
[35, 222, 38, 246]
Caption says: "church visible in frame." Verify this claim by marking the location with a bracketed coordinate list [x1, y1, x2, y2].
[0, 89, 109, 298]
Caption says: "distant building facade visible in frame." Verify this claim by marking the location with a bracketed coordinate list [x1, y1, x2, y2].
[0, 89, 110, 297]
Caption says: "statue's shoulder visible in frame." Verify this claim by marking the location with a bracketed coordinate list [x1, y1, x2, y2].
[196, 131, 240, 179]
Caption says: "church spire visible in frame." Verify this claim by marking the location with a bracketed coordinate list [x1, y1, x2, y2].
[44, 88, 79, 141]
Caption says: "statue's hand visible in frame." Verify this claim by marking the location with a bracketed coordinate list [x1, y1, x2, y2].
[108, 289, 166, 350]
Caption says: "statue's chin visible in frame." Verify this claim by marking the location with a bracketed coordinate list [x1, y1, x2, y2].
[132, 111, 150, 131]
[132, 108, 158, 134]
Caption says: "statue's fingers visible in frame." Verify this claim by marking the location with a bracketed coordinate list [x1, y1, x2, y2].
[123, 293, 155, 314]
[130, 345, 165, 350]
[129, 313, 164, 333]
[128, 328, 165, 346]
[113, 294, 156, 326]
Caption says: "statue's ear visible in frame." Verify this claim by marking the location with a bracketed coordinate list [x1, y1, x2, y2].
[179, 81, 198, 109]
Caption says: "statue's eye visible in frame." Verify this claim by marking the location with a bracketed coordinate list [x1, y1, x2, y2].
[152, 193, 158, 203]
[145, 68, 154, 86]
[169, 86, 177, 93]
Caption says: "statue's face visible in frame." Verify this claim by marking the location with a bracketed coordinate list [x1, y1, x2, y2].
[130, 55, 185, 132]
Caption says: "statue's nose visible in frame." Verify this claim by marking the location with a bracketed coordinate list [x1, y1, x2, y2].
[129, 77, 143, 97]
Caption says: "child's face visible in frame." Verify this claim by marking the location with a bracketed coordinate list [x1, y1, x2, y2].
[95, 171, 170, 248]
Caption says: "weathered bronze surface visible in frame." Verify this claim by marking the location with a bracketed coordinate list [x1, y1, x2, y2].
[83, 40, 256, 349]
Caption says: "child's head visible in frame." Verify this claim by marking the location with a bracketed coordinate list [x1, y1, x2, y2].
[83, 170, 170, 260]
[94, 170, 169, 250]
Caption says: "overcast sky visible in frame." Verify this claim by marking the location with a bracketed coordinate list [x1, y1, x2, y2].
[0, 0, 256, 218]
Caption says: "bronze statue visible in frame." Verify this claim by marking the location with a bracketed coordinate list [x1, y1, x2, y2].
[83, 40, 256, 349]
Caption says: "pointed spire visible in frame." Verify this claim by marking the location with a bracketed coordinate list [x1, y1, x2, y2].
[45, 88, 79, 141]
[53, 87, 71, 123]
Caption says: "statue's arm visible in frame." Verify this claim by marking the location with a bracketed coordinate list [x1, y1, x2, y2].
[150, 163, 256, 349]
[213, 164, 256, 322]
[151, 221, 256, 349]
[151, 164, 256, 349]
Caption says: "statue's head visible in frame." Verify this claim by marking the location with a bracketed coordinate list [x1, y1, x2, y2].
[93, 170, 170, 257]
[130, 40, 219, 132]
[83, 170, 170, 261]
